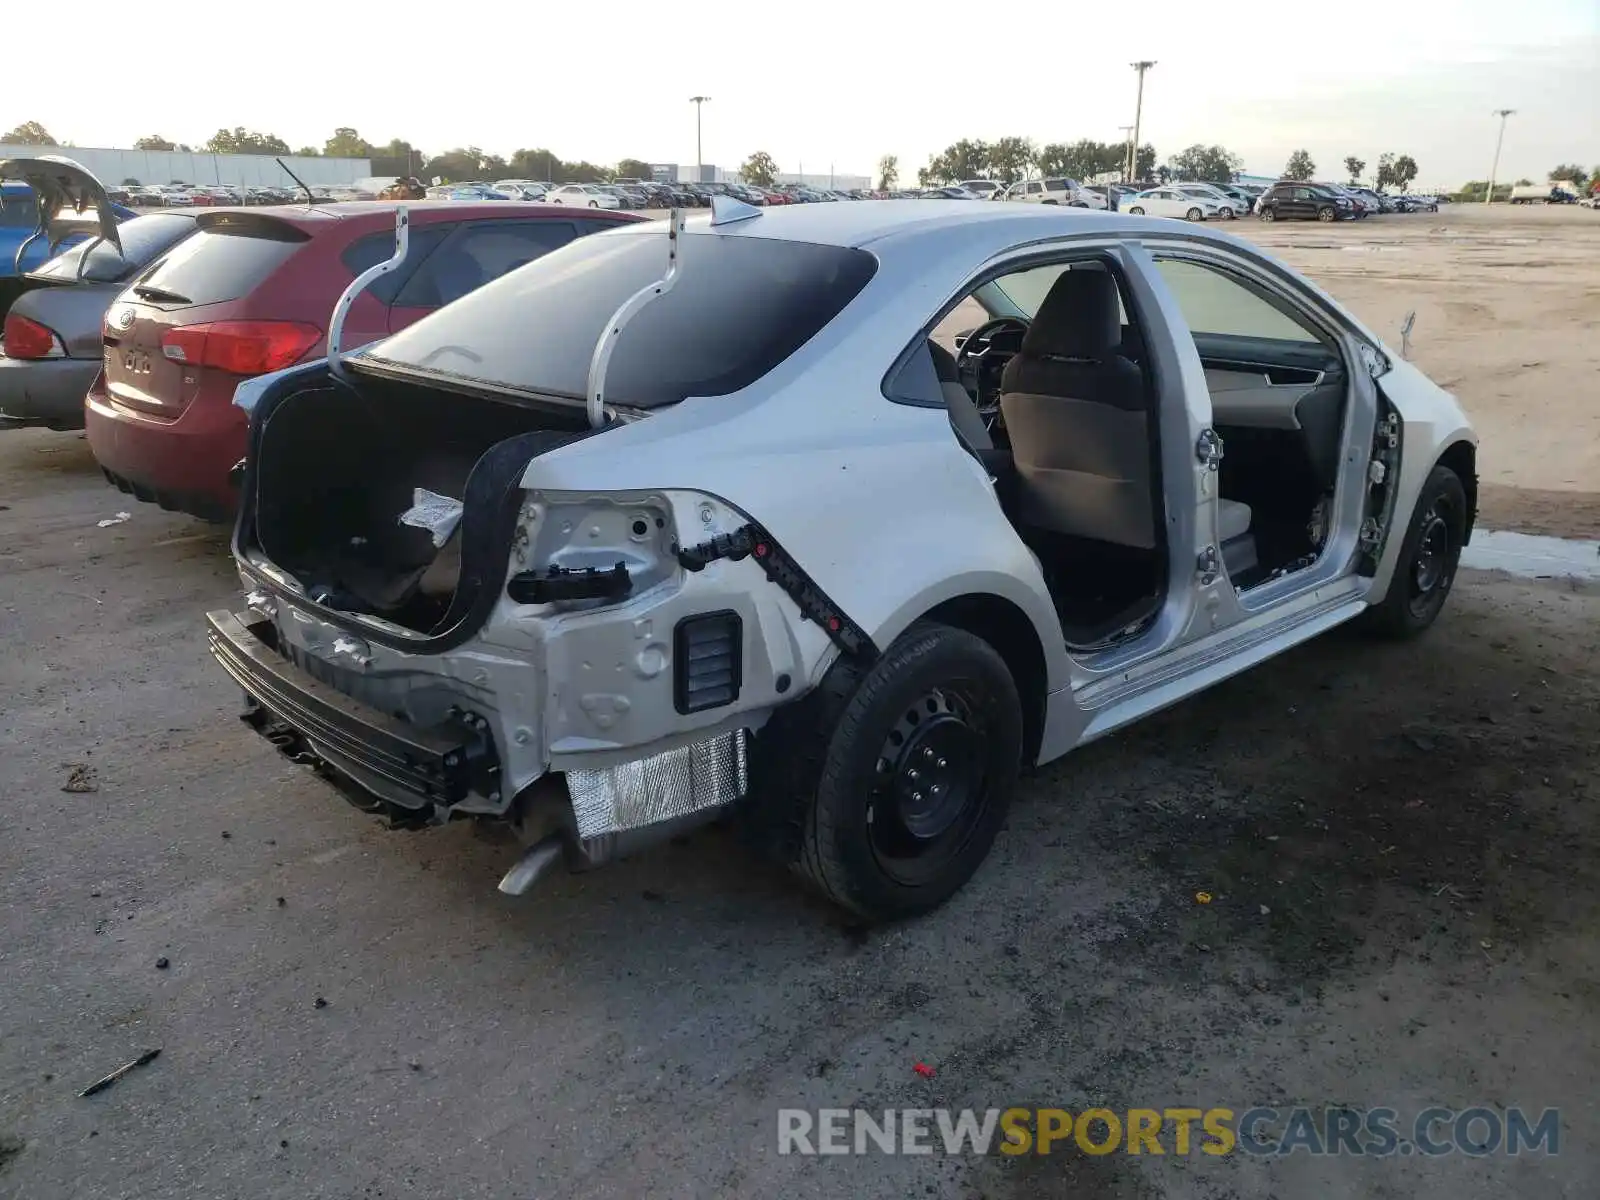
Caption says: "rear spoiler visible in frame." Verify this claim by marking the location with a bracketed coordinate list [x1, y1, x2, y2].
[1, 155, 123, 273]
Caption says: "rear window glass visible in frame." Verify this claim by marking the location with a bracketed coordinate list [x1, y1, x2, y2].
[360, 229, 878, 408]
[1045, 180, 1069, 192]
[30, 213, 196, 283]
[132, 224, 307, 306]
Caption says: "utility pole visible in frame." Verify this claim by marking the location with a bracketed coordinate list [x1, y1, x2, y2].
[689, 96, 711, 183]
[1485, 108, 1514, 205]
[1127, 61, 1156, 183]
[1118, 125, 1135, 185]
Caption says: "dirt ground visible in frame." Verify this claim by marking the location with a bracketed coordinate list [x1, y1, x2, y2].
[1227, 203, 1600, 540]
[2, 202, 1598, 1200]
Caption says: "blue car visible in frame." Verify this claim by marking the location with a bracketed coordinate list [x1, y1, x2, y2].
[2, 157, 137, 278]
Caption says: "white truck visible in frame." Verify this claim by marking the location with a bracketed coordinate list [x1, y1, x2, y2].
[1509, 184, 1575, 205]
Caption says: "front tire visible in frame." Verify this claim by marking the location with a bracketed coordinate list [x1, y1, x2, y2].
[1318, 206, 1336, 222]
[753, 622, 1023, 921]
[1363, 465, 1467, 638]
[1128, 205, 1145, 215]
[1260, 206, 1276, 221]
[588, 200, 599, 208]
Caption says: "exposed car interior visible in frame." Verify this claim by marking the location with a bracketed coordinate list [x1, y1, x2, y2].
[917, 253, 1350, 646]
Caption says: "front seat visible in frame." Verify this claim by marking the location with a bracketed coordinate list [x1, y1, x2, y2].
[998, 268, 1155, 549]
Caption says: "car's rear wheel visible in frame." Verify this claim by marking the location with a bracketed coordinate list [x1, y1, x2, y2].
[588, 200, 599, 208]
[1362, 465, 1467, 638]
[1128, 206, 1145, 215]
[751, 622, 1022, 921]
[1318, 206, 1336, 222]
[1185, 207, 1203, 221]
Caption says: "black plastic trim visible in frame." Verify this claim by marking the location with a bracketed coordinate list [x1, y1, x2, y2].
[673, 610, 743, 713]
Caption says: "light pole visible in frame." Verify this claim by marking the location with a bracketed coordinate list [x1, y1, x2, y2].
[1128, 61, 1155, 183]
[1485, 108, 1514, 205]
[689, 96, 711, 183]
[1118, 125, 1135, 185]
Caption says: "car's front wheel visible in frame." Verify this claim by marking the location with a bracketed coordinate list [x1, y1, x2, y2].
[754, 622, 1022, 921]
[1362, 464, 1467, 638]
[1128, 206, 1145, 215]
[1186, 207, 1204, 221]
[1259, 206, 1276, 221]
[1318, 206, 1337, 222]
[588, 200, 599, 208]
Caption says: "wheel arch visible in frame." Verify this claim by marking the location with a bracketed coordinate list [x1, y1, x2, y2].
[916, 592, 1050, 767]
[1436, 439, 1478, 544]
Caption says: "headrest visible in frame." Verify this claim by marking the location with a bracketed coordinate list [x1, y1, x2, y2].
[1018, 268, 1121, 360]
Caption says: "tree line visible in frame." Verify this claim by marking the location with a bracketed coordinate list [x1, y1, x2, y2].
[7, 120, 1596, 197]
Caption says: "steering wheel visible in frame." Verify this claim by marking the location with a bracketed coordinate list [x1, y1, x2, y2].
[954, 316, 1030, 408]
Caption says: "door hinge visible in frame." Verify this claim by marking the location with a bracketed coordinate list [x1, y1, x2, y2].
[1195, 428, 1224, 470]
[1196, 545, 1220, 585]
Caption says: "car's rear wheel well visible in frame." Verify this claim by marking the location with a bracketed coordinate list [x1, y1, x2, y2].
[1436, 441, 1478, 543]
[921, 594, 1046, 766]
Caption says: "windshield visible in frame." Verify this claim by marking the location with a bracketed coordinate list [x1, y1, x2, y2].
[29, 213, 195, 283]
[359, 228, 877, 408]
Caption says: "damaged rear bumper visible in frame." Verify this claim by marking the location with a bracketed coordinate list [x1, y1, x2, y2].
[205, 607, 751, 886]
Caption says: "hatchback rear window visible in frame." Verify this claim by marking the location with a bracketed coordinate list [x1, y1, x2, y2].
[359, 229, 877, 409]
[131, 222, 308, 307]
[30, 213, 196, 284]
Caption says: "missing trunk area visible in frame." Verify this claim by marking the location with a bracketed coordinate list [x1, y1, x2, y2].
[248, 376, 595, 638]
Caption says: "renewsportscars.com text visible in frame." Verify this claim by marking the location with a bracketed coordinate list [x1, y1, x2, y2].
[777, 1106, 1560, 1157]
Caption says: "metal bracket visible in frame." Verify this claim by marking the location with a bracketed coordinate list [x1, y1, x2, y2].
[1195, 428, 1224, 471]
[1196, 545, 1220, 586]
[586, 208, 686, 430]
[327, 206, 410, 386]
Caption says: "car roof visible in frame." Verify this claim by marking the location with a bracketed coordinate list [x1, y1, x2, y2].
[609, 198, 1244, 254]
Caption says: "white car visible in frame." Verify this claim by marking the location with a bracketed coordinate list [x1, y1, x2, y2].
[1171, 184, 1239, 218]
[213, 200, 1477, 922]
[959, 179, 1004, 200]
[495, 179, 549, 200]
[1005, 178, 1103, 208]
[1125, 188, 1223, 221]
[545, 184, 622, 210]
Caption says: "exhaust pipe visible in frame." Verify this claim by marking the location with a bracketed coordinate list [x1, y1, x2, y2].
[496, 835, 565, 896]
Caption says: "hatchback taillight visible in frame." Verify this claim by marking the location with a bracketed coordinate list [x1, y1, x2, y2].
[159, 320, 322, 376]
[3, 313, 66, 360]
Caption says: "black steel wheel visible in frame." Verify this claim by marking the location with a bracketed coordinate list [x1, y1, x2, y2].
[1363, 464, 1467, 638]
[749, 622, 1023, 921]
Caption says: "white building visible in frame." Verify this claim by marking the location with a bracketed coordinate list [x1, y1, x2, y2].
[0, 144, 371, 189]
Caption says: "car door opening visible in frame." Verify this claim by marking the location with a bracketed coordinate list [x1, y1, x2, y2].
[918, 257, 1172, 648]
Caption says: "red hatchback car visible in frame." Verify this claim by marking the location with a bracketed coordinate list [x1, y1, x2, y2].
[87, 202, 641, 520]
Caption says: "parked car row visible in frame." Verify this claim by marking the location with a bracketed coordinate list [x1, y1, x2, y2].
[916, 176, 1447, 223]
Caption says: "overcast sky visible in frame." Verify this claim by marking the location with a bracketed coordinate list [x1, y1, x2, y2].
[11, 0, 1597, 187]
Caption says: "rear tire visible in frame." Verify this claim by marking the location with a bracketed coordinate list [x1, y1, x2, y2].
[751, 622, 1022, 922]
[1128, 206, 1145, 215]
[1362, 465, 1467, 638]
[1318, 206, 1336, 222]
[1185, 207, 1203, 221]
[588, 200, 599, 208]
